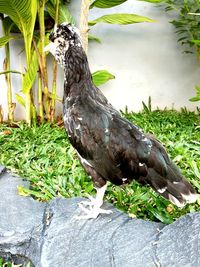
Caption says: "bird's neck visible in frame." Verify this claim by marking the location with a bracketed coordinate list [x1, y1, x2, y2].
[64, 46, 92, 95]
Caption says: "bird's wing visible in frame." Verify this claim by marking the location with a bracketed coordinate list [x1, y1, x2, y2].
[64, 82, 196, 207]
[64, 88, 153, 184]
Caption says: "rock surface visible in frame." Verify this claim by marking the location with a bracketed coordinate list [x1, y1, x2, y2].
[0, 166, 199, 267]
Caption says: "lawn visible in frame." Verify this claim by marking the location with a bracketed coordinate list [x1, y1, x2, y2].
[0, 108, 200, 224]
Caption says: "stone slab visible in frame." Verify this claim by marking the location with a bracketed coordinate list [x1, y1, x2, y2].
[0, 165, 199, 267]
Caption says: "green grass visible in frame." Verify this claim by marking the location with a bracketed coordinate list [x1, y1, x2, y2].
[0, 258, 31, 267]
[0, 259, 12, 267]
[0, 109, 200, 224]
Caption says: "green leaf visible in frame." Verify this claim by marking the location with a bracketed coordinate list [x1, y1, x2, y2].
[137, 0, 165, 3]
[191, 39, 200, 45]
[0, 36, 14, 47]
[21, 51, 38, 94]
[190, 97, 200, 102]
[92, 70, 115, 86]
[89, 13, 155, 26]
[46, 1, 75, 24]
[88, 34, 101, 43]
[190, 160, 200, 179]
[0, 70, 21, 75]
[37, 33, 50, 53]
[2, 16, 16, 35]
[90, 0, 127, 9]
[195, 85, 200, 94]
[0, 0, 37, 65]
[16, 94, 25, 108]
[189, 85, 200, 102]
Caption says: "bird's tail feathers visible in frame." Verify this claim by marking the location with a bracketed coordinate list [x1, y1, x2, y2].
[161, 180, 197, 208]
[147, 166, 197, 208]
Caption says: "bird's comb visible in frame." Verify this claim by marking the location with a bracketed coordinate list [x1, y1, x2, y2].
[53, 23, 81, 39]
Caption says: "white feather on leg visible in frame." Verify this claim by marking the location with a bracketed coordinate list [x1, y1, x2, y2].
[77, 182, 112, 219]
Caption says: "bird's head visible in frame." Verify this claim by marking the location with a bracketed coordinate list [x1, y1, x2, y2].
[44, 23, 82, 65]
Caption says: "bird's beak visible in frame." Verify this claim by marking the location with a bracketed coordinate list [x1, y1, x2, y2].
[44, 42, 54, 53]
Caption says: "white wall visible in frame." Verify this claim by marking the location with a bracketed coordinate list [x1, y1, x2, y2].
[0, 1, 199, 121]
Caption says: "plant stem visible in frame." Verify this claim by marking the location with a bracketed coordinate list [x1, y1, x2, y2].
[1, 14, 15, 123]
[25, 93, 31, 126]
[38, 73, 44, 123]
[50, 0, 60, 122]
[22, 33, 32, 126]
[0, 105, 3, 123]
[79, 0, 90, 53]
[50, 61, 57, 122]
[31, 95, 37, 126]
[55, 0, 60, 26]
[3, 46, 14, 122]
[38, 0, 49, 121]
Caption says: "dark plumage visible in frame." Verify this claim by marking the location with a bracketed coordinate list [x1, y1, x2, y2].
[45, 23, 197, 218]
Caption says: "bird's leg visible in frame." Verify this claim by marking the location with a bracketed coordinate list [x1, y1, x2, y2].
[77, 182, 112, 219]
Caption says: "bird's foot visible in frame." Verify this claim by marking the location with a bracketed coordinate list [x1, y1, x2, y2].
[77, 195, 112, 219]
[77, 203, 112, 219]
[78, 194, 97, 206]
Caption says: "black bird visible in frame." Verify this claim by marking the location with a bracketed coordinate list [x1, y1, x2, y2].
[45, 23, 197, 219]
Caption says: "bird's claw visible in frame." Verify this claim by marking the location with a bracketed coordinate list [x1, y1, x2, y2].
[77, 200, 113, 219]
[77, 203, 112, 219]
[85, 193, 95, 202]
[79, 194, 96, 207]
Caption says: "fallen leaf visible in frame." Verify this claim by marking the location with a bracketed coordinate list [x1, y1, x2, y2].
[0, 130, 12, 135]
[166, 204, 174, 213]
[128, 213, 136, 219]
